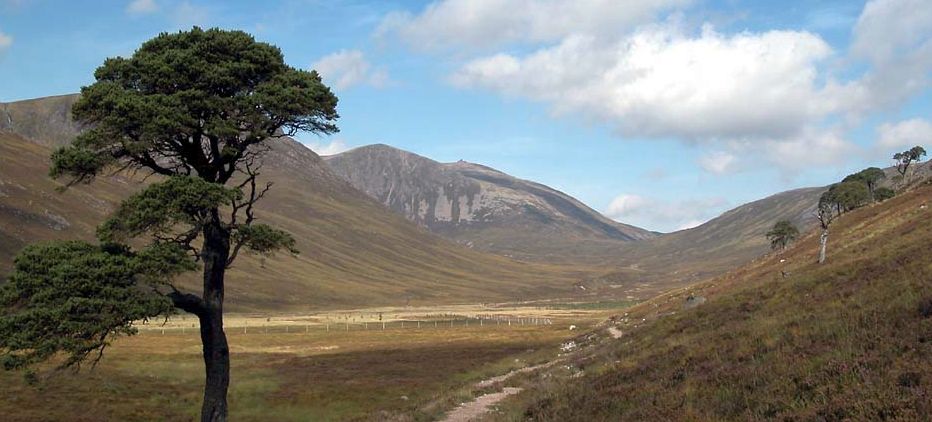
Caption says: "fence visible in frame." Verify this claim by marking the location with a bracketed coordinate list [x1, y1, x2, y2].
[137, 315, 554, 336]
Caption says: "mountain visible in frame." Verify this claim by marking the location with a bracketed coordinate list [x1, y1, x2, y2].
[509, 180, 932, 420]
[0, 95, 588, 311]
[594, 187, 825, 290]
[324, 144, 655, 261]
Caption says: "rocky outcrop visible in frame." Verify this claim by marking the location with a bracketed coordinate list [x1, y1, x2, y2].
[324, 144, 654, 260]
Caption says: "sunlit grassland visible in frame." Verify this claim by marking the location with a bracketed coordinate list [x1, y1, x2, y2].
[493, 183, 932, 421]
[0, 304, 619, 421]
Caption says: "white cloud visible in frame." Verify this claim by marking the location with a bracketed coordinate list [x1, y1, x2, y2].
[845, 0, 932, 112]
[127, 0, 158, 15]
[300, 139, 352, 156]
[605, 194, 649, 218]
[877, 118, 932, 150]
[852, 0, 932, 64]
[452, 24, 838, 141]
[377, 0, 690, 50]
[605, 193, 727, 232]
[762, 129, 858, 171]
[0, 30, 11, 52]
[172, 1, 209, 27]
[311, 50, 389, 90]
[697, 151, 737, 175]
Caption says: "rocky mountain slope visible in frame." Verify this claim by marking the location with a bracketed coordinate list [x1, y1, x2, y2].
[324, 144, 655, 261]
[0, 95, 587, 311]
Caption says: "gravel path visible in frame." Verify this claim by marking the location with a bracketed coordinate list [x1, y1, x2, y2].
[607, 326, 623, 339]
[440, 387, 523, 422]
[440, 361, 557, 421]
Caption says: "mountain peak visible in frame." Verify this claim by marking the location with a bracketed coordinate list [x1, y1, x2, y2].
[324, 144, 655, 261]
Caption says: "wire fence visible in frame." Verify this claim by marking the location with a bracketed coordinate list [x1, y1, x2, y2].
[137, 315, 555, 336]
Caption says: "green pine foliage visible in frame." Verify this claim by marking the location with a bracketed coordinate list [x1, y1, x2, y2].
[0, 241, 179, 371]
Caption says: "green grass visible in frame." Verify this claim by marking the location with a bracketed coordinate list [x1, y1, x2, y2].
[495, 183, 932, 421]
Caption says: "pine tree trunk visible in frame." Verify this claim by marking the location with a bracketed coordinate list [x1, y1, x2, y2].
[199, 217, 231, 422]
[818, 228, 829, 264]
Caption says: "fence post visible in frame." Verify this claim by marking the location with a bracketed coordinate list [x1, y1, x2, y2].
[417, 321, 421, 329]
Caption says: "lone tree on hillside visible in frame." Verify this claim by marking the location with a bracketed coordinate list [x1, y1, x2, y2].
[814, 181, 869, 263]
[893, 146, 927, 177]
[815, 191, 838, 264]
[0, 28, 338, 422]
[766, 220, 799, 251]
[842, 167, 886, 201]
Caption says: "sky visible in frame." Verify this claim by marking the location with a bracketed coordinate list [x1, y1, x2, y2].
[0, 0, 930, 232]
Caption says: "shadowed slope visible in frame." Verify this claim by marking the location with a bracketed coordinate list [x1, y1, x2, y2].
[0, 95, 585, 311]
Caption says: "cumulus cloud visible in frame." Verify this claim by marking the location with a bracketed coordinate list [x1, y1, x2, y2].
[311, 50, 389, 90]
[172, 1, 209, 27]
[852, 0, 932, 63]
[697, 151, 737, 175]
[877, 118, 932, 150]
[127, 0, 158, 15]
[377, 0, 690, 50]
[605, 193, 727, 232]
[300, 139, 352, 156]
[452, 24, 838, 141]
[845, 0, 932, 112]
[0, 30, 11, 52]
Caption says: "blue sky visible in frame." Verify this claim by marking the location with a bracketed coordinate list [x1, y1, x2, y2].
[1, 0, 930, 232]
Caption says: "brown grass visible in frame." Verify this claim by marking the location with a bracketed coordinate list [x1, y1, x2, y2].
[0, 304, 611, 421]
[496, 183, 932, 421]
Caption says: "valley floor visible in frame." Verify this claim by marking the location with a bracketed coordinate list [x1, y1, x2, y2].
[0, 303, 623, 421]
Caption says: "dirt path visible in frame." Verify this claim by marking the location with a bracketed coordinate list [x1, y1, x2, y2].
[440, 387, 523, 422]
[607, 326, 623, 339]
[440, 361, 557, 421]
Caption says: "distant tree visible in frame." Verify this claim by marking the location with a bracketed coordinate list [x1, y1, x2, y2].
[843, 167, 886, 201]
[766, 220, 799, 251]
[826, 181, 870, 213]
[0, 28, 338, 422]
[815, 190, 838, 264]
[874, 187, 896, 202]
[893, 146, 927, 177]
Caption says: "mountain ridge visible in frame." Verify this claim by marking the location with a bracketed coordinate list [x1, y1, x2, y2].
[0, 94, 589, 311]
[324, 143, 655, 261]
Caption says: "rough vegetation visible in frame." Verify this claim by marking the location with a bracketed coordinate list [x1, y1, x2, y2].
[497, 182, 932, 421]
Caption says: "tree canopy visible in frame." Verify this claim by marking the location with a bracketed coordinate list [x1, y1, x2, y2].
[1, 27, 339, 422]
[766, 220, 799, 251]
[893, 146, 927, 176]
[842, 167, 886, 200]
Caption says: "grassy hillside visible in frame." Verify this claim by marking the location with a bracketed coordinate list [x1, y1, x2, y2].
[500, 182, 932, 420]
[0, 96, 591, 311]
